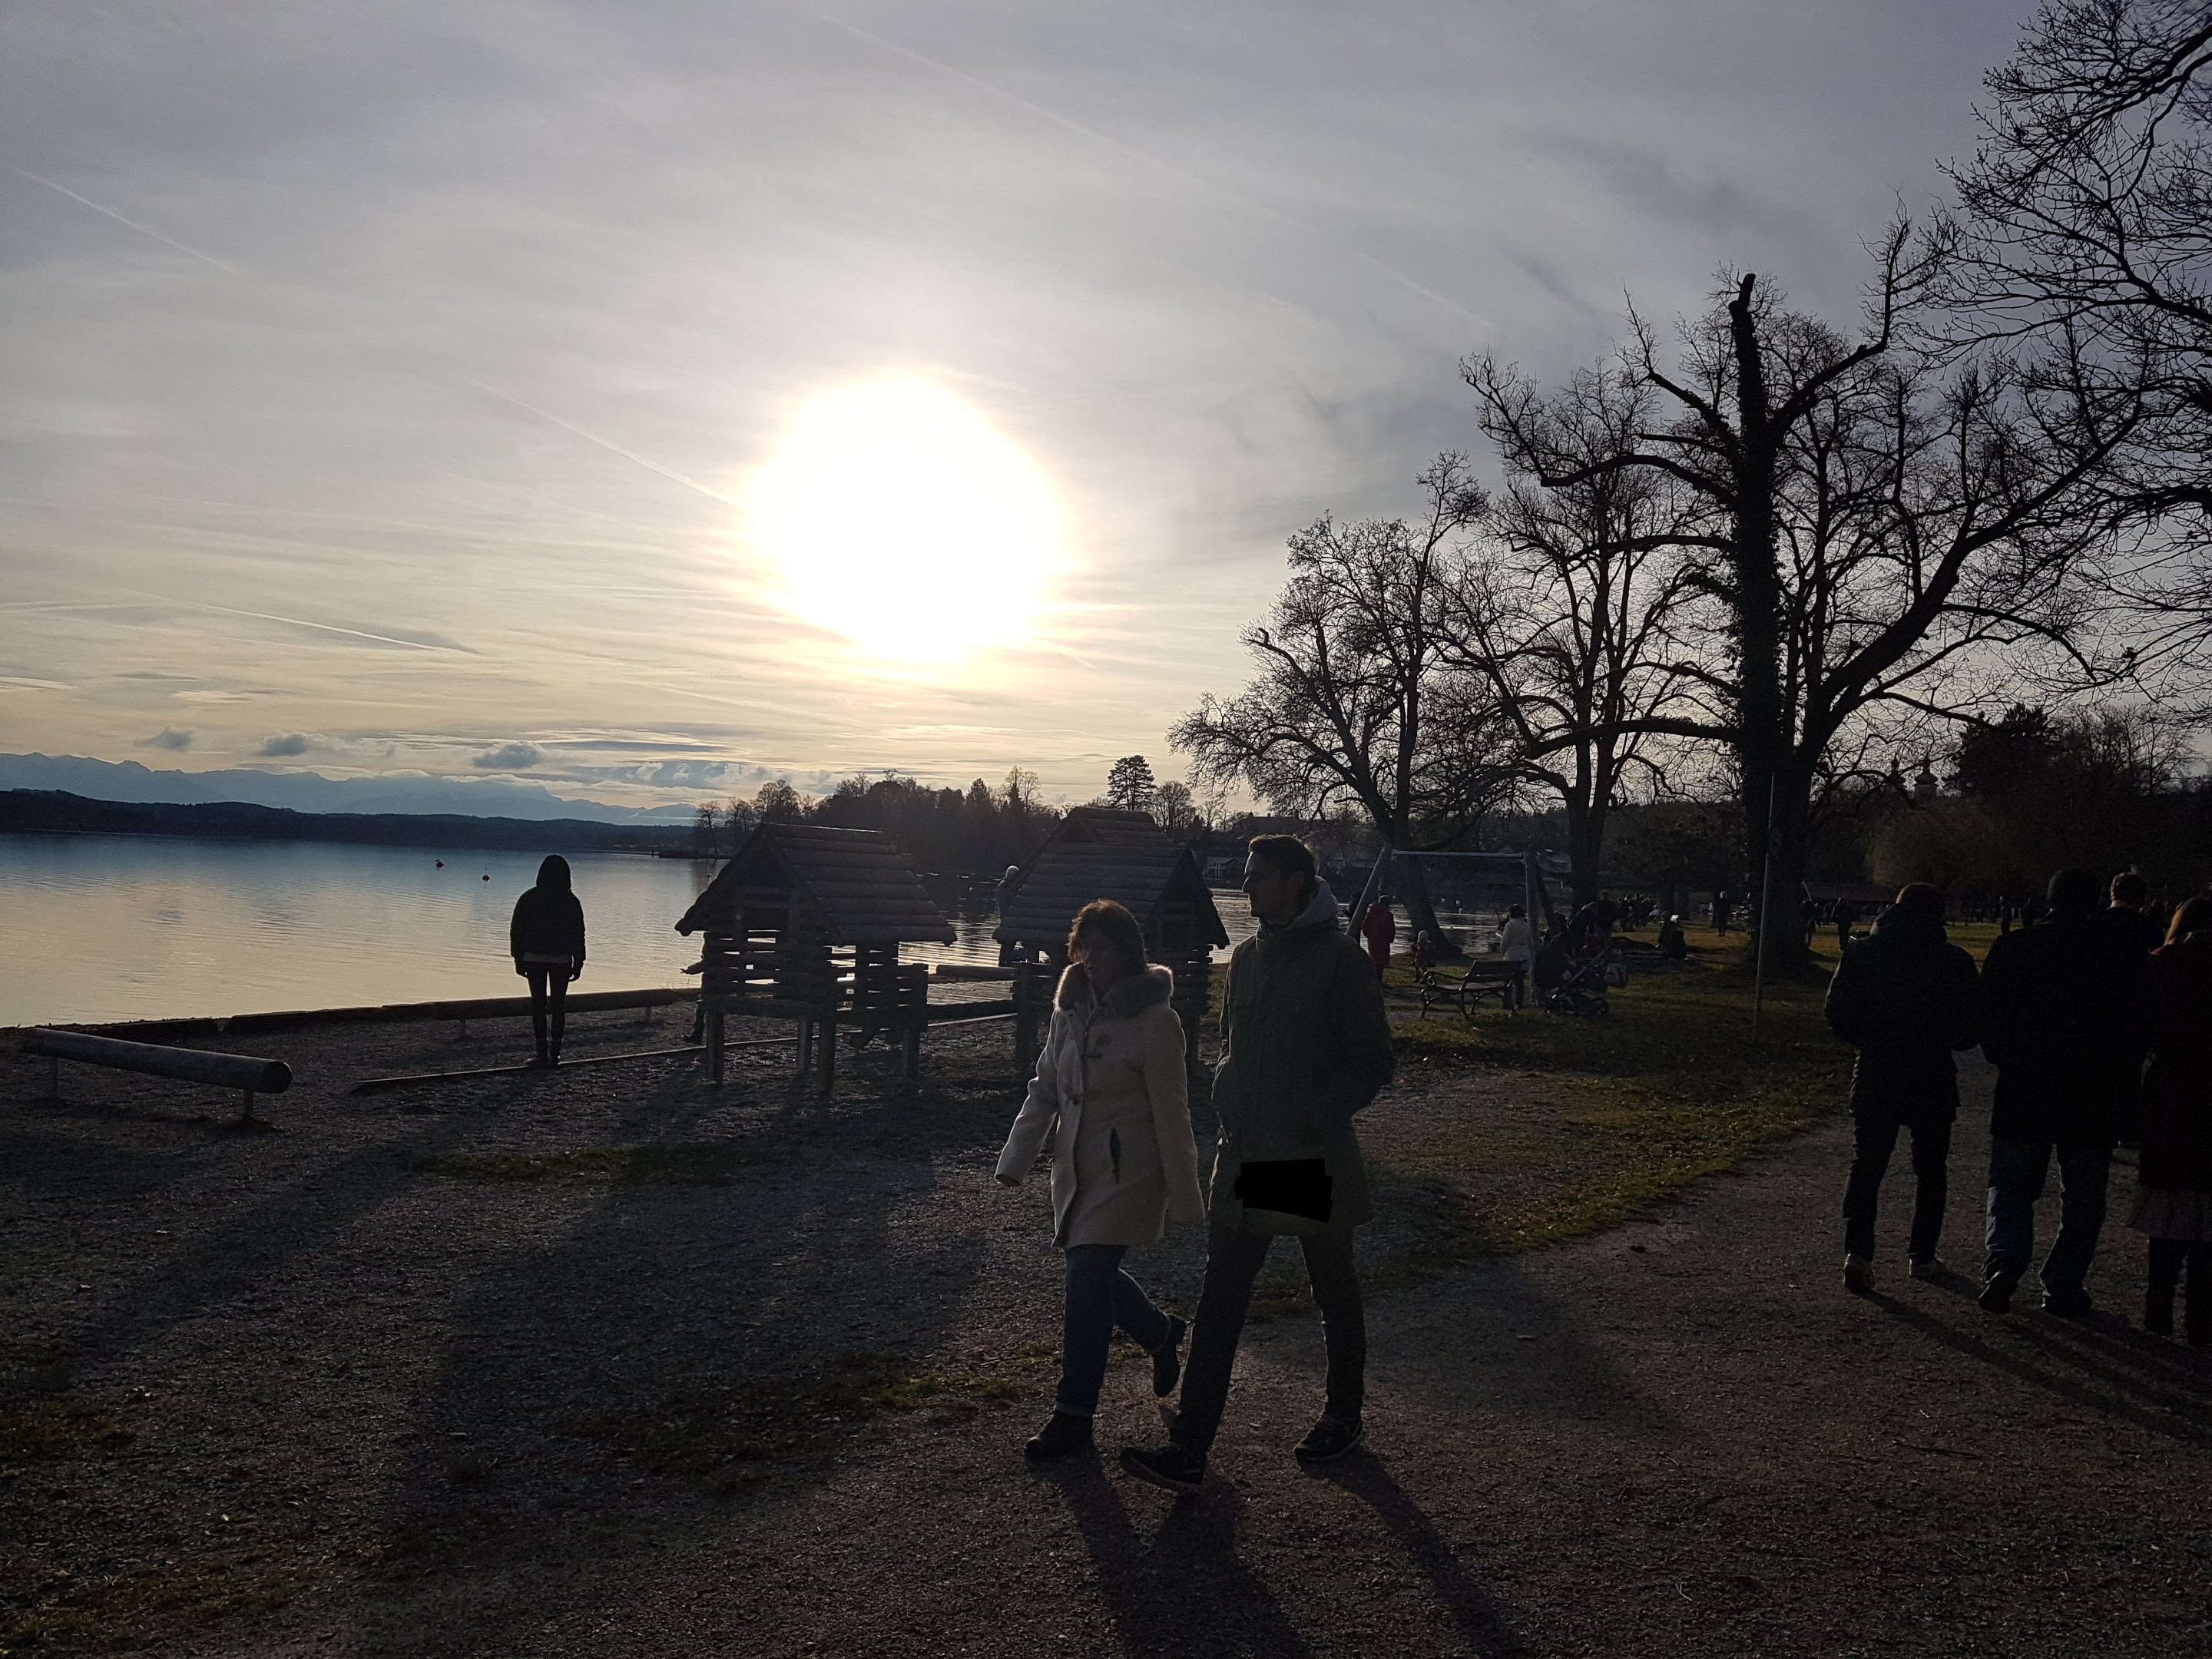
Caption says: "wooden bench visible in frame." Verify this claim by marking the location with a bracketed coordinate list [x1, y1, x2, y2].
[1416, 962, 1526, 1022]
[22, 1028, 292, 1124]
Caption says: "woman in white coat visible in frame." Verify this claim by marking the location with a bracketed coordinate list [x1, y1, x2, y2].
[995, 899, 1207, 1459]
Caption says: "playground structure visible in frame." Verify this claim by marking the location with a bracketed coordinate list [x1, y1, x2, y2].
[1347, 846, 1558, 958]
[675, 823, 955, 1089]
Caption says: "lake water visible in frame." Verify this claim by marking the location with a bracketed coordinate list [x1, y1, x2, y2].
[0, 834, 1270, 1028]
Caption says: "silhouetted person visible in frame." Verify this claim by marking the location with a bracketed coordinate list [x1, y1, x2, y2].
[1713, 891, 1733, 936]
[1826, 883, 1981, 1292]
[1977, 868, 2139, 1316]
[1833, 898, 1858, 952]
[1498, 902, 1535, 1008]
[1359, 896, 1396, 983]
[511, 855, 585, 1067]
[2094, 870, 2163, 1143]
[2131, 896, 2212, 1343]
[1120, 835, 1394, 1496]
[1801, 898, 1820, 949]
[1657, 914, 1687, 961]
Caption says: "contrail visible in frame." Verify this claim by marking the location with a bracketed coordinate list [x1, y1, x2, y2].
[5, 164, 239, 273]
[801, 8, 1488, 332]
[190, 602, 461, 652]
[461, 379, 739, 507]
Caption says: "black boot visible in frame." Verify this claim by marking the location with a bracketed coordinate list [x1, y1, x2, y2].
[1024, 1412, 1093, 1461]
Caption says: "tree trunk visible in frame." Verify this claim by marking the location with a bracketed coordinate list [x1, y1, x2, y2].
[1741, 759, 1813, 972]
[1396, 856, 1462, 962]
[1564, 792, 1604, 912]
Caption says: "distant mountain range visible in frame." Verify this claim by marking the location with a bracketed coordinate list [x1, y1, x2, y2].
[0, 753, 691, 823]
[0, 790, 690, 854]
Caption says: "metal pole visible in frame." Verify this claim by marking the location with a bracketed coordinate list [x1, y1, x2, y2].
[1347, 846, 1391, 932]
[1752, 776, 1778, 1038]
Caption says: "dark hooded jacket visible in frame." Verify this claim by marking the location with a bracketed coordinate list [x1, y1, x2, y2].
[510, 856, 586, 972]
[1207, 882, 1395, 1235]
[1824, 902, 1981, 1124]
[2139, 932, 2212, 1194]
[1980, 905, 2141, 1146]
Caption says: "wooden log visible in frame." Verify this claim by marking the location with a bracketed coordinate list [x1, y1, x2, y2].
[24, 1027, 290, 1124]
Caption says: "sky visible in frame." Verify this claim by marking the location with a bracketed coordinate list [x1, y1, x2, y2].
[0, 0, 2041, 813]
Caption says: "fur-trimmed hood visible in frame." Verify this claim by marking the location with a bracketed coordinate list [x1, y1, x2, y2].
[1055, 960, 1175, 1015]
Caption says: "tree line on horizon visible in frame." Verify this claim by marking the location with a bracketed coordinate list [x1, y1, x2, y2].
[1171, 0, 2212, 962]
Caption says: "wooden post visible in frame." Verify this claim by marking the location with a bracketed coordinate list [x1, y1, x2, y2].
[815, 1013, 837, 1093]
[1012, 962, 1039, 1079]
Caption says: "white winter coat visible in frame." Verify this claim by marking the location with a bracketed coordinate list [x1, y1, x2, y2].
[995, 962, 1207, 1247]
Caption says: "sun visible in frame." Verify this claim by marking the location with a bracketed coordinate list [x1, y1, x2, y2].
[749, 376, 1064, 664]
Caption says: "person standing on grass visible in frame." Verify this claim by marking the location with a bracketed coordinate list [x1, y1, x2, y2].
[1976, 868, 2141, 1317]
[1826, 883, 1981, 1293]
[2094, 870, 2164, 1144]
[1498, 902, 1536, 1010]
[2132, 897, 2212, 1344]
[1121, 835, 1396, 1496]
[995, 899, 1205, 1461]
[1359, 896, 1396, 984]
[510, 855, 586, 1068]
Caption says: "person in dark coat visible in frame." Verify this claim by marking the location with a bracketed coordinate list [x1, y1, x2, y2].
[2131, 898, 2212, 1343]
[510, 855, 586, 1066]
[1976, 867, 2139, 1316]
[1826, 884, 1980, 1291]
[2093, 870, 2164, 1143]
[1120, 835, 1395, 1496]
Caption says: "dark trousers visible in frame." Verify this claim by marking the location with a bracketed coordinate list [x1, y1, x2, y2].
[523, 967, 569, 1057]
[2147, 1238, 2212, 1340]
[1843, 1113, 1952, 1261]
[1058, 1244, 1174, 1416]
[1172, 1222, 1364, 1453]
[1985, 1138, 2111, 1295]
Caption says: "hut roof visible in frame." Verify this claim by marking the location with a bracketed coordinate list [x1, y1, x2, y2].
[675, 823, 955, 944]
[995, 808, 1229, 949]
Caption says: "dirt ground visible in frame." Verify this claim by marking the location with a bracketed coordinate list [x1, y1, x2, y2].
[3, 1002, 2208, 1656]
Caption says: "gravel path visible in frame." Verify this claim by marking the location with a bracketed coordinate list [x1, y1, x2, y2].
[4, 1013, 2207, 1656]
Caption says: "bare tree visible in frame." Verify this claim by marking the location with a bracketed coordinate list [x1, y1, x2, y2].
[1469, 234, 2141, 962]
[1944, 0, 2212, 684]
[1453, 362, 1710, 908]
[1171, 455, 1519, 945]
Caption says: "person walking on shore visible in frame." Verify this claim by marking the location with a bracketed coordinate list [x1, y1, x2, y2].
[2132, 897, 2212, 1343]
[1825, 883, 1981, 1293]
[1977, 868, 2138, 1316]
[510, 855, 585, 1068]
[995, 900, 1205, 1460]
[1121, 836, 1395, 1495]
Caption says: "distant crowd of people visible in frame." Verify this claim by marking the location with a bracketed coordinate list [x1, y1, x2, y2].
[1826, 869, 2211, 1343]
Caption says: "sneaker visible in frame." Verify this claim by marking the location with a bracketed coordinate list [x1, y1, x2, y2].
[1152, 1316, 1187, 1399]
[2043, 1289, 2094, 1320]
[1023, 1412, 1093, 1461]
[1978, 1276, 2015, 1314]
[1293, 1412, 1365, 1466]
[1119, 1440, 1206, 1495]
[1843, 1254, 1874, 1294]
[1909, 1256, 1946, 1280]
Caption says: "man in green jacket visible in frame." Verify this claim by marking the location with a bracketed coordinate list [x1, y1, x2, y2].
[1122, 835, 1396, 1495]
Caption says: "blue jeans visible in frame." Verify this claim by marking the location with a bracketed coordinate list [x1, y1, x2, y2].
[1058, 1245, 1174, 1417]
[1984, 1138, 2111, 1296]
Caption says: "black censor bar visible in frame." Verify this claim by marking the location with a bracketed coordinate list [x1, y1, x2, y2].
[1233, 1158, 1333, 1223]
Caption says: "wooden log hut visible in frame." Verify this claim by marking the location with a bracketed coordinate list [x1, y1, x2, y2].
[994, 807, 1229, 1075]
[674, 823, 955, 1090]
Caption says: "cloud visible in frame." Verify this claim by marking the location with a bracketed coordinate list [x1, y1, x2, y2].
[258, 731, 333, 757]
[472, 740, 545, 770]
[137, 727, 195, 750]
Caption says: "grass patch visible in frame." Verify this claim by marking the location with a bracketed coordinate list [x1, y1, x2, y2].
[565, 1343, 1056, 1493]
[0, 1394, 134, 1463]
[0, 1550, 321, 1654]
[411, 1144, 757, 1185]
[1248, 938, 1854, 1316]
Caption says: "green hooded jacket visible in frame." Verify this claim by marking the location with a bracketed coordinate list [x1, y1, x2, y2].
[1207, 882, 1396, 1234]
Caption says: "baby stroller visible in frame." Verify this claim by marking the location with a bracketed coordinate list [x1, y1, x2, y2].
[1533, 943, 1611, 1017]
